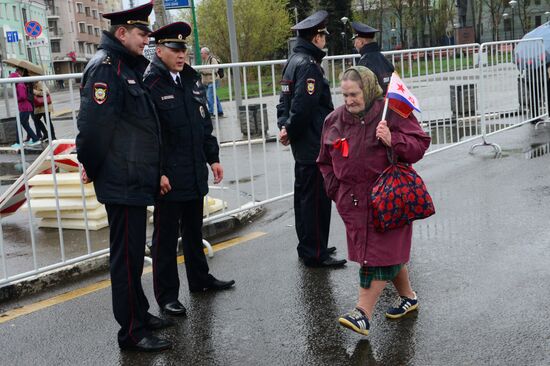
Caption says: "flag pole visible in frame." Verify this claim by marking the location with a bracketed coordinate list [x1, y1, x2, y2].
[381, 97, 389, 121]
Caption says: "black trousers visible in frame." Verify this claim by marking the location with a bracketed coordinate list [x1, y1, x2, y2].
[32, 113, 56, 140]
[294, 162, 332, 264]
[105, 204, 151, 346]
[151, 198, 212, 306]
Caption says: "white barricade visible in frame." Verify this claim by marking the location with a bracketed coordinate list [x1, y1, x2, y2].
[0, 40, 547, 288]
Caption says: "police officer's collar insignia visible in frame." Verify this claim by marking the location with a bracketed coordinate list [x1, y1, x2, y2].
[102, 56, 112, 65]
[199, 105, 206, 118]
[161, 95, 175, 100]
[93, 82, 108, 104]
[306, 78, 315, 95]
[127, 79, 136, 85]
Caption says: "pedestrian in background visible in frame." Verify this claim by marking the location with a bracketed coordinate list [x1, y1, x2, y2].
[76, 2, 173, 352]
[276, 10, 347, 268]
[352, 21, 395, 93]
[317, 66, 431, 336]
[200, 47, 224, 117]
[9, 67, 40, 148]
[30, 74, 57, 142]
[144, 22, 234, 317]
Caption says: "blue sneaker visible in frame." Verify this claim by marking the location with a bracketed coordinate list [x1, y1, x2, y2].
[385, 292, 418, 319]
[338, 308, 370, 336]
[10, 143, 20, 149]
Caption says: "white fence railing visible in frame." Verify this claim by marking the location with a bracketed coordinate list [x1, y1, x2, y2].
[0, 39, 547, 288]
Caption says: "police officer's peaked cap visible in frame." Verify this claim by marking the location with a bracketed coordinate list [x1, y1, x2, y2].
[351, 21, 379, 39]
[103, 1, 153, 33]
[291, 10, 330, 36]
[150, 22, 191, 50]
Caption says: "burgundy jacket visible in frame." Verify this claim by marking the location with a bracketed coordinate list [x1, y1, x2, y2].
[317, 99, 431, 266]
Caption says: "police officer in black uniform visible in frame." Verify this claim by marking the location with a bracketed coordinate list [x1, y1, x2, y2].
[76, 2, 172, 352]
[277, 10, 346, 268]
[352, 21, 395, 93]
[143, 22, 235, 316]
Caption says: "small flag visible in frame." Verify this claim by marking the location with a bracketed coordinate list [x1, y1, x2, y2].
[385, 73, 421, 118]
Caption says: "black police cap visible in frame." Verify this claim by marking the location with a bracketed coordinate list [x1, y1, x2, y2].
[291, 10, 329, 36]
[149, 22, 191, 50]
[351, 21, 379, 39]
[103, 1, 153, 33]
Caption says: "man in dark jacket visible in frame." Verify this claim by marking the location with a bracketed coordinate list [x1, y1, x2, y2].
[76, 2, 172, 352]
[143, 23, 234, 317]
[276, 10, 346, 268]
[352, 21, 395, 93]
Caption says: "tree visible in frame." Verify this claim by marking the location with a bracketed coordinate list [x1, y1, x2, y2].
[482, 0, 503, 41]
[287, 0, 313, 24]
[194, 0, 292, 62]
[318, 0, 353, 55]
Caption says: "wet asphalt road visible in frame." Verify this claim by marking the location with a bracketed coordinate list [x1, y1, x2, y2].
[2, 123, 550, 365]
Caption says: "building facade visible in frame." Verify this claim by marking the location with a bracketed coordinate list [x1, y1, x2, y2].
[0, 0, 53, 77]
[46, 0, 122, 75]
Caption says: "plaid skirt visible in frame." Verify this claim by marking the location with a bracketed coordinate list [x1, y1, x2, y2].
[359, 264, 403, 289]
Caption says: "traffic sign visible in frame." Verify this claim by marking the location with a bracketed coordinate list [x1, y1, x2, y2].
[24, 21, 42, 38]
[28, 38, 47, 48]
[164, 0, 190, 10]
[6, 31, 18, 43]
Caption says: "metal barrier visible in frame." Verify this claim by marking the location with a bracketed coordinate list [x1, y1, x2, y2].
[0, 40, 547, 288]
[470, 38, 547, 156]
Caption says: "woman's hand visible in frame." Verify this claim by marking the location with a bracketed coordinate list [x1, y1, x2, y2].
[376, 120, 392, 147]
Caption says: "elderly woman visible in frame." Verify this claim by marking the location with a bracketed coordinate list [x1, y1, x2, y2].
[317, 66, 431, 336]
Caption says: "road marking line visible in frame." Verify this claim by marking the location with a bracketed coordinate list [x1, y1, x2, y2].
[0, 231, 266, 325]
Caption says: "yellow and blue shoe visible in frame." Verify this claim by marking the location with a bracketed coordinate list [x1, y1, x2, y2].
[338, 308, 370, 336]
[385, 292, 418, 319]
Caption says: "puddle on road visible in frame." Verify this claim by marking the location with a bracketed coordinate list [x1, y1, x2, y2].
[524, 142, 550, 159]
[227, 174, 264, 185]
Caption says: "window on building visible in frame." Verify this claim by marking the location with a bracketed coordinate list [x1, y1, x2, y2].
[79, 22, 85, 33]
[71, 22, 74, 33]
[13, 5, 18, 20]
[76, 3, 83, 13]
[390, 17, 397, 29]
[0, 4, 3, 18]
[94, 27, 100, 37]
[51, 41, 61, 53]
[78, 42, 85, 53]
[85, 6, 90, 16]
[87, 25, 93, 35]
[92, 9, 97, 19]
[68, 0, 72, 12]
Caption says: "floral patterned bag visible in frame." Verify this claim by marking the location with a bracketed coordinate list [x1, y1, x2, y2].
[371, 151, 435, 232]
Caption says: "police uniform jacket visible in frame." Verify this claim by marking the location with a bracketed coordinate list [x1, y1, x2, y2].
[76, 31, 161, 206]
[277, 37, 334, 164]
[358, 42, 395, 93]
[143, 55, 220, 202]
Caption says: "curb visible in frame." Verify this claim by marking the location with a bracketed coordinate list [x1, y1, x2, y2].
[0, 204, 265, 303]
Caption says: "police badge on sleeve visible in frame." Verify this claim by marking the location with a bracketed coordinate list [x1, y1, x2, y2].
[93, 82, 108, 105]
[306, 78, 315, 95]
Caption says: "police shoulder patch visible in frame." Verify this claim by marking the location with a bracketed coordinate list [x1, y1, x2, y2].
[306, 78, 315, 95]
[93, 82, 108, 105]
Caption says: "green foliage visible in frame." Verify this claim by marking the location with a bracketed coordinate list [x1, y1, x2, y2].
[195, 0, 292, 62]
